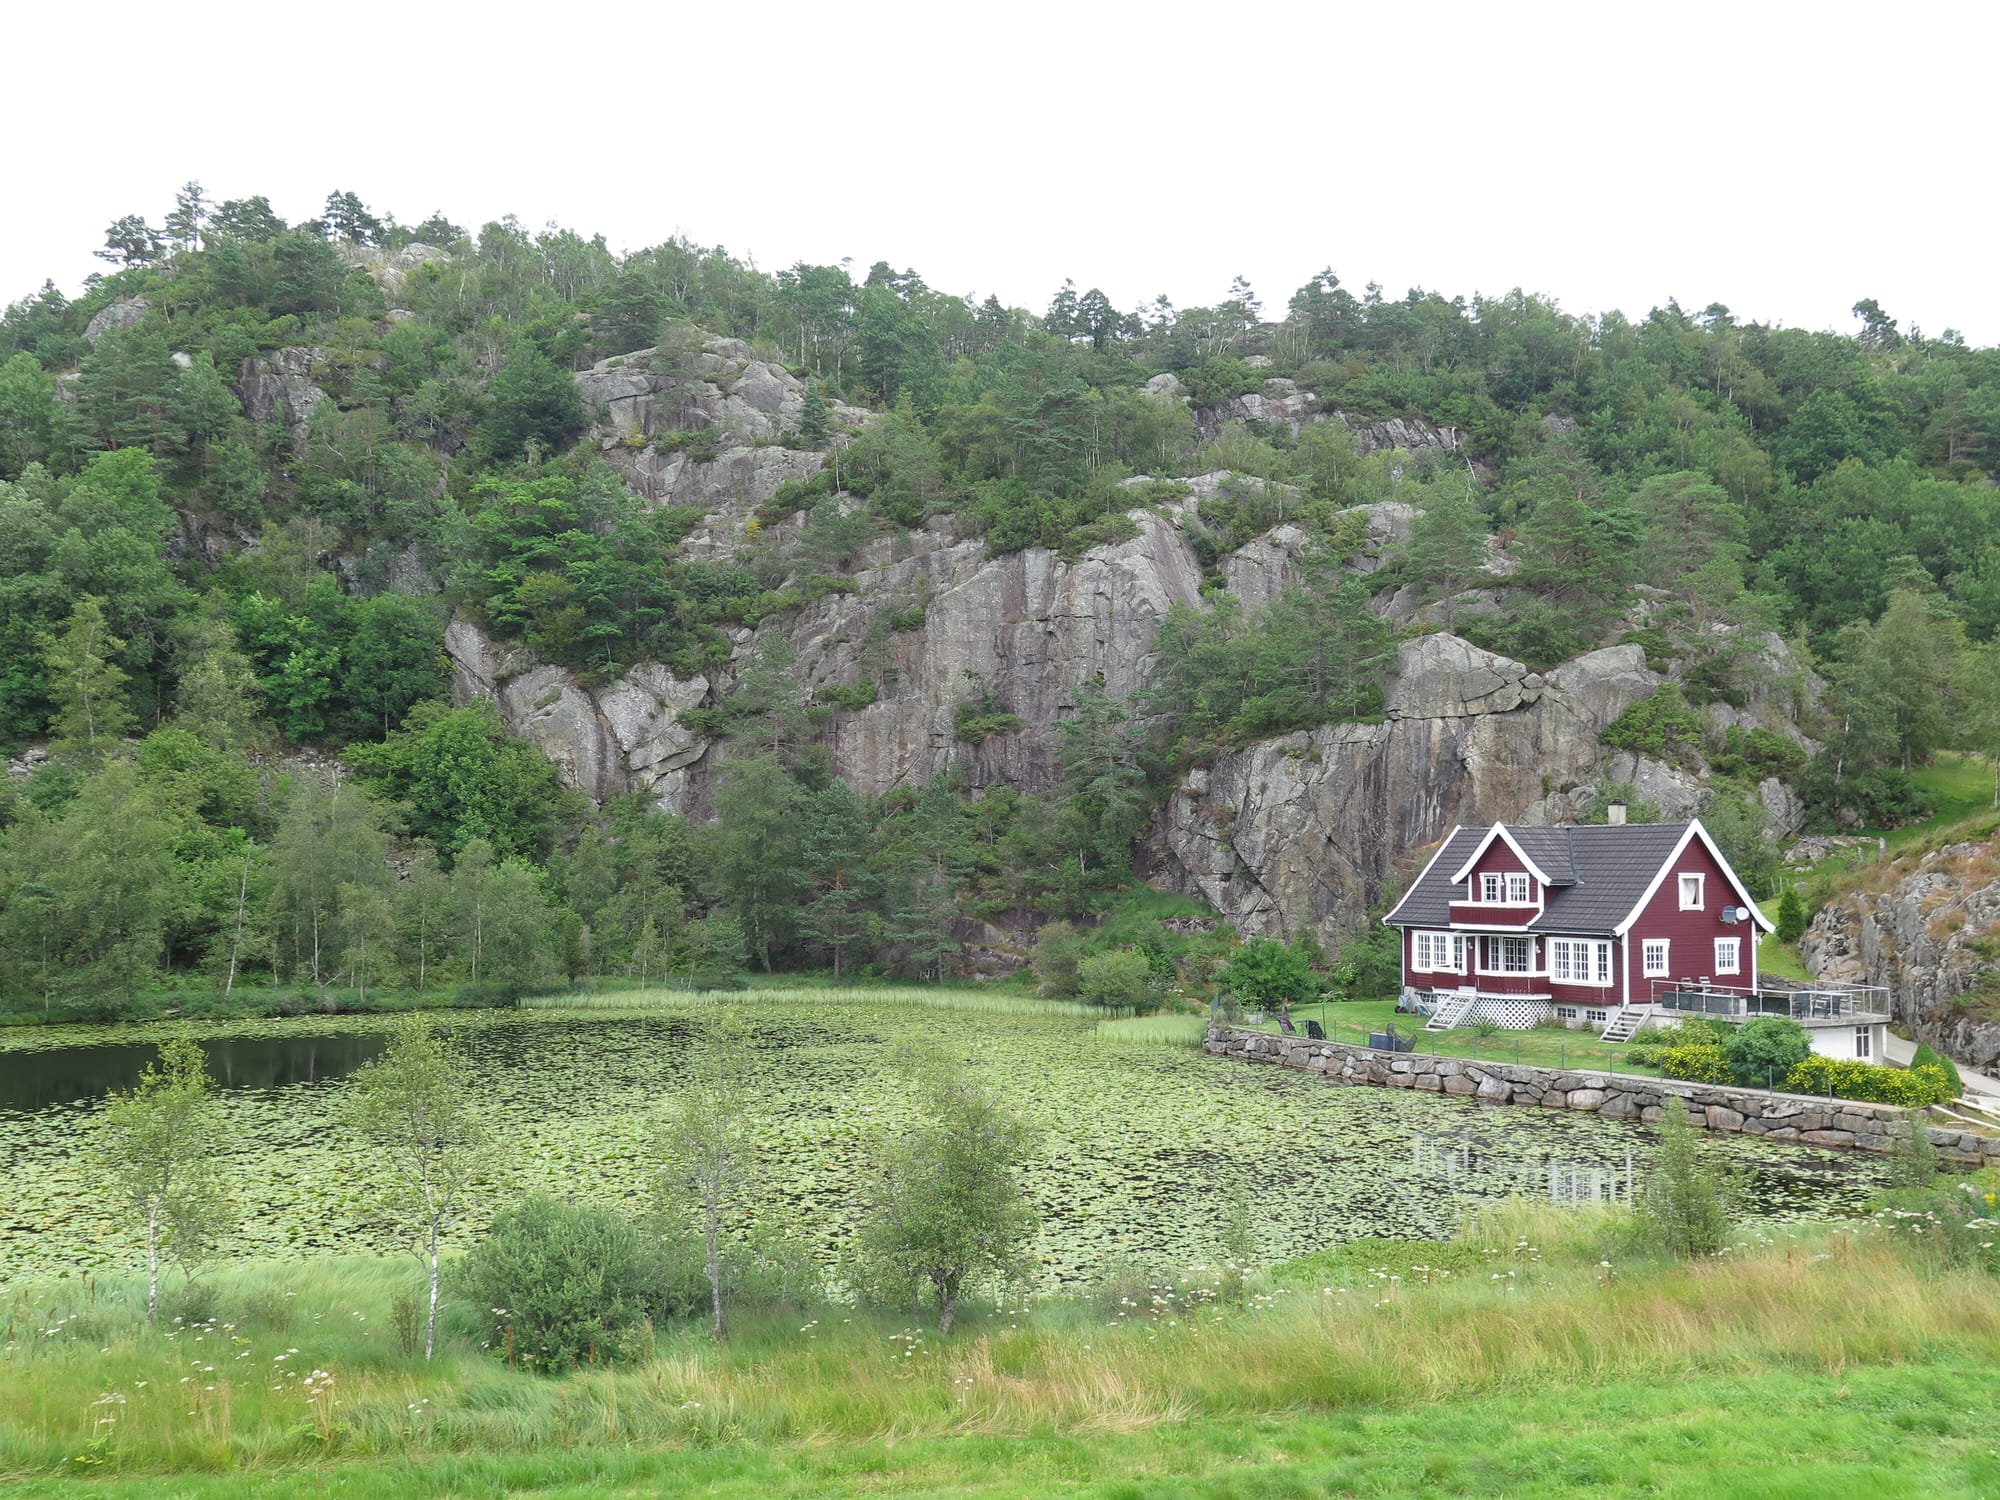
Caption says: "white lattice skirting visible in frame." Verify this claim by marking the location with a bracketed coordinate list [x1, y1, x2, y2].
[1404, 990, 1555, 1030]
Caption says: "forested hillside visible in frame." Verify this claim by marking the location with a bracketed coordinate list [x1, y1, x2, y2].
[4, 183, 2000, 1015]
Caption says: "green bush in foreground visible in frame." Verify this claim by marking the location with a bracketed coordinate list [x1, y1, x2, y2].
[1636, 1096, 1735, 1257]
[1723, 1016, 1811, 1089]
[1785, 1054, 1955, 1106]
[456, 1196, 662, 1372]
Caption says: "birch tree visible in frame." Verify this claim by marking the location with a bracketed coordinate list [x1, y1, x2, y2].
[853, 1057, 1037, 1334]
[342, 1017, 487, 1358]
[99, 1038, 227, 1323]
[653, 1015, 753, 1339]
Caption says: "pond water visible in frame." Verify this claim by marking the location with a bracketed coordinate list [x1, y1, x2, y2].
[0, 997, 1896, 1287]
[0, 1031, 387, 1112]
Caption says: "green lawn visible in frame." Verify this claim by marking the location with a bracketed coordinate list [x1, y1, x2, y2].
[1243, 999, 1663, 1075]
[10, 1364, 1998, 1498]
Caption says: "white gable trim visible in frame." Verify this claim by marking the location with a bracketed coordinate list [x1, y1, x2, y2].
[1610, 819, 1776, 936]
[1448, 823, 1556, 888]
[1382, 826, 1465, 927]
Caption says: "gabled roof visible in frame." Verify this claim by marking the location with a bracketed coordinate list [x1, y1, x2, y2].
[1448, 823, 1565, 887]
[1384, 821, 1763, 935]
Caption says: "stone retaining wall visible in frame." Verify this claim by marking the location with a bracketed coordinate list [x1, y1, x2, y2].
[1205, 1027, 2000, 1168]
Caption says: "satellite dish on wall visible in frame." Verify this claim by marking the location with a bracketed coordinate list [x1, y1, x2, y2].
[1720, 907, 1743, 924]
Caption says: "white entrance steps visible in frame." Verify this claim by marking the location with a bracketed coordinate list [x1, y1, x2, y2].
[1598, 1006, 1653, 1044]
[1425, 993, 1478, 1032]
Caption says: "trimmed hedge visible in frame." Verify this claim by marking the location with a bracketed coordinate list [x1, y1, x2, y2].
[1784, 1055, 1956, 1108]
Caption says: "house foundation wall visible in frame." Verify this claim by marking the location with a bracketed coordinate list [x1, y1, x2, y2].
[1206, 1026, 1999, 1165]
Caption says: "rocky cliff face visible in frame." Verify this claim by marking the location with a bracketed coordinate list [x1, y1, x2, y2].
[787, 510, 1207, 795]
[445, 349, 1813, 940]
[238, 347, 328, 443]
[1153, 637, 1685, 944]
[1801, 837, 2000, 1070]
[573, 338, 872, 558]
[445, 618, 713, 811]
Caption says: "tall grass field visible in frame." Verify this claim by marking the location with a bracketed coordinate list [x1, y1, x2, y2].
[5, 1204, 1998, 1495]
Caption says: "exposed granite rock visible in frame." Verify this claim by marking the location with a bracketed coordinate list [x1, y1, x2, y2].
[784, 509, 1207, 795]
[1802, 835, 2000, 1070]
[1337, 413, 1467, 457]
[1195, 383, 1318, 438]
[351, 242, 448, 300]
[443, 618, 714, 812]
[1218, 501, 1418, 609]
[576, 336, 870, 454]
[238, 347, 328, 440]
[83, 298, 149, 340]
[1157, 640, 1664, 943]
[573, 336, 874, 556]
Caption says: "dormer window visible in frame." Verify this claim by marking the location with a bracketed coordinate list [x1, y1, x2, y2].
[1506, 873, 1531, 904]
[1480, 873, 1502, 902]
[1679, 873, 1704, 910]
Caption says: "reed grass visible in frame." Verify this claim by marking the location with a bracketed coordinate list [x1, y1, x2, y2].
[521, 985, 1097, 1020]
[1092, 1013, 1208, 1044]
[5, 1205, 1992, 1480]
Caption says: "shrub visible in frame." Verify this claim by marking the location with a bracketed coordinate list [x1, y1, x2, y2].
[1885, 1111, 1939, 1190]
[1599, 684, 1704, 766]
[1636, 1097, 1735, 1257]
[1215, 937, 1319, 1011]
[456, 1196, 661, 1372]
[1032, 921, 1083, 998]
[1911, 1043, 1964, 1098]
[1077, 949, 1153, 1011]
[1723, 1017, 1811, 1089]
[1783, 1055, 1956, 1107]
[1660, 1043, 1732, 1085]
[1628, 1017, 1729, 1069]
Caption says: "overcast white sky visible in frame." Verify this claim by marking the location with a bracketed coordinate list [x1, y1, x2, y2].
[7, 0, 1995, 344]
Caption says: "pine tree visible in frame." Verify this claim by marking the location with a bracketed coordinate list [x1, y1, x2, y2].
[1775, 887, 1807, 944]
[800, 779, 878, 979]
[163, 182, 211, 252]
[1402, 477, 1489, 629]
[797, 383, 831, 447]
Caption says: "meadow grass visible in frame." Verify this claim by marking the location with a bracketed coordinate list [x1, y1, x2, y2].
[1241, 1000, 1664, 1074]
[5, 1204, 1994, 1487]
[10, 1364, 1996, 1498]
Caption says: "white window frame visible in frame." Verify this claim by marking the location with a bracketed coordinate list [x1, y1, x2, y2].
[1679, 873, 1705, 911]
[1714, 937, 1741, 976]
[1505, 872, 1532, 904]
[1480, 872, 1503, 903]
[1494, 936, 1532, 973]
[1641, 938, 1670, 978]
[1855, 1026, 1871, 1060]
[1413, 930, 1466, 975]
[1550, 938, 1613, 987]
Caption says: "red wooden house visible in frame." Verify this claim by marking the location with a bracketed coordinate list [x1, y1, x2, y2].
[1382, 817, 1783, 1041]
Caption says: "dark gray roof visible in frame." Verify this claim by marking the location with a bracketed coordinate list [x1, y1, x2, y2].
[1385, 822, 1694, 935]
